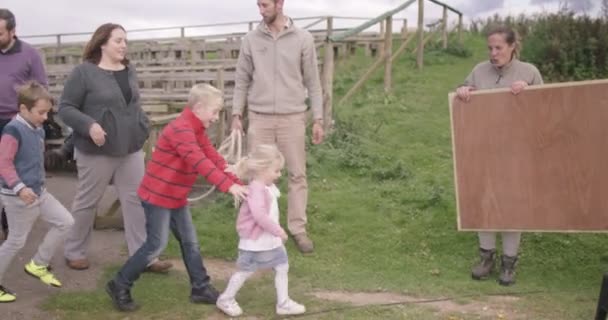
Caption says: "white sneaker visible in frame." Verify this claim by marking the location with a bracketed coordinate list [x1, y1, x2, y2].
[216, 297, 243, 317]
[276, 298, 306, 315]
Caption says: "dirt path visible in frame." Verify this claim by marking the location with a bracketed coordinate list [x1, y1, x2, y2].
[310, 290, 523, 319]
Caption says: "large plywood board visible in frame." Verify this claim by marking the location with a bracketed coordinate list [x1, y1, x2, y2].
[449, 79, 608, 232]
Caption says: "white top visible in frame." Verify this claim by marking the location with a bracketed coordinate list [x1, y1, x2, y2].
[238, 184, 283, 251]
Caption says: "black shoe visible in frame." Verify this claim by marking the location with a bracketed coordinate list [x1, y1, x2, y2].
[190, 285, 219, 304]
[105, 280, 139, 312]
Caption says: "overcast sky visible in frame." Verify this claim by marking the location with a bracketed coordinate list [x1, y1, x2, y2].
[3, 0, 602, 43]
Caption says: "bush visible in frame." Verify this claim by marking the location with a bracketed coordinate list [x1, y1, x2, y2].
[470, 11, 608, 82]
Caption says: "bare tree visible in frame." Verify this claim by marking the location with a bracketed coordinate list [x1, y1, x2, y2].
[602, 0, 608, 20]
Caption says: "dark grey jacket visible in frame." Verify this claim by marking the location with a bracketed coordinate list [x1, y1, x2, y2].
[58, 62, 149, 157]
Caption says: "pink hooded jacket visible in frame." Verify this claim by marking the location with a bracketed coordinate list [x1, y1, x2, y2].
[236, 180, 284, 240]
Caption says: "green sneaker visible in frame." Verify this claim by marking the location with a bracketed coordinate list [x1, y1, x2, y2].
[25, 260, 62, 287]
[0, 285, 16, 302]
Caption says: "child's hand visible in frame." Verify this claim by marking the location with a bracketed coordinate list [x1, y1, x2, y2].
[18, 187, 38, 205]
[279, 229, 288, 243]
[228, 184, 248, 200]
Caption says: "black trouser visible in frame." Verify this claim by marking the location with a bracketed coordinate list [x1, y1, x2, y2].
[0, 118, 11, 235]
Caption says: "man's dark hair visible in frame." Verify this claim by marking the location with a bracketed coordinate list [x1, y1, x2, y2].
[0, 9, 16, 31]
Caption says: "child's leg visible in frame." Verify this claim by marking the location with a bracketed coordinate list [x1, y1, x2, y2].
[169, 206, 211, 289]
[274, 263, 289, 304]
[0, 195, 40, 284]
[32, 191, 74, 266]
[220, 271, 253, 300]
[113, 201, 172, 289]
[274, 262, 306, 315]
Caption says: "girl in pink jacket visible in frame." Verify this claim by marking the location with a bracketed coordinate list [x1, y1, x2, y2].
[216, 144, 306, 317]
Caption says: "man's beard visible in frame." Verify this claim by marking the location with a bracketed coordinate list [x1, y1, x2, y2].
[264, 14, 277, 25]
[0, 39, 11, 51]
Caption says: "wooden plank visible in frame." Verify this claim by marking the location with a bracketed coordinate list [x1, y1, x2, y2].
[450, 79, 608, 232]
[142, 104, 169, 113]
[427, 0, 462, 15]
[330, 0, 417, 41]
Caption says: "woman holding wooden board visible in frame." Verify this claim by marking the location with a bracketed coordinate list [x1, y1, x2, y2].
[455, 26, 543, 286]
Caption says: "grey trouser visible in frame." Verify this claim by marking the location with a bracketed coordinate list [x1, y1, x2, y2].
[64, 148, 147, 260]
[0, 190, 74, 283]
[478, 232, 522, 257]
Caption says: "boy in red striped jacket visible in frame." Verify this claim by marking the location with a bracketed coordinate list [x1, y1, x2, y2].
[105, 84, 248, 312]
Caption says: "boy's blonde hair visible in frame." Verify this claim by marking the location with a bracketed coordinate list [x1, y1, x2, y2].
[188, 83, 223, 109]
[234, 144, 285, 181]
[17, 81, 54, 111]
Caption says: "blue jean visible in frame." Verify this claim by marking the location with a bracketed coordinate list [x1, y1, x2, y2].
[114, 201, 210, 289]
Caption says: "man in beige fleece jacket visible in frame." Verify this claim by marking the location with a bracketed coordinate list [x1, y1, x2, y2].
[231, 0, 324, 253]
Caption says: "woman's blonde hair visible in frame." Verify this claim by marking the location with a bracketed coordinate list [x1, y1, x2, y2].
[188, 83, 223, 109]
[234, 144, 285, 181]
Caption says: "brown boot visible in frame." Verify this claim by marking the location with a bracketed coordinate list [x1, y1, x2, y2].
[145, 260, 173, 273]
[66, 258, 90, 270]
[471, 248, 496, 280]
[293, 233, 314, 254]
[498, 254, 518, 286]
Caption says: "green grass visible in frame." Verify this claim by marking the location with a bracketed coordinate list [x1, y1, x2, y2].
[44, 34, 607, 319]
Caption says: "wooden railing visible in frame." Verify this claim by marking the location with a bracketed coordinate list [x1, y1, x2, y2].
[320, 0, 463, 120]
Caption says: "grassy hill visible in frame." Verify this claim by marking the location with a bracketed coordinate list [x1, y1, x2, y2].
[45, 34, 606, 320]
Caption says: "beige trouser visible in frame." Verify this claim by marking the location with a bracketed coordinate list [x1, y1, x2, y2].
[478, 232, 522, 257]
[247, 111, 308, 235]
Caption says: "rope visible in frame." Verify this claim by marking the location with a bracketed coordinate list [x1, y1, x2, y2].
[187, 130, 244, 203]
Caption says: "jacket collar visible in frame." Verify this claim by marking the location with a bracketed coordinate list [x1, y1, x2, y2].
[181, 107, 205, 134]
[15, 114, 38, 130]
[249, 180, 280, 197]
[493, 58, 518, 75]
[257, 16, 294, 39]
[0, 36, 22, 55]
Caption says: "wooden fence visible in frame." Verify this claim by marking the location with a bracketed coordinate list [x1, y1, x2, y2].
[30, 4, 464, 226]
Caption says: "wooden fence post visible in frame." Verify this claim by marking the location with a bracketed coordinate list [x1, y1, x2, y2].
[417, 0, 424, 69]
[384, 16, 393, 93]
[401, 19, 408, 39]
[378, 20, 386, 58]
[322, 17, 335, 132]
[442, 6, 448, 49]
[54, 35, 61, 64]
[458, 14, 463, 45]
[216, 66, 226, 145]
